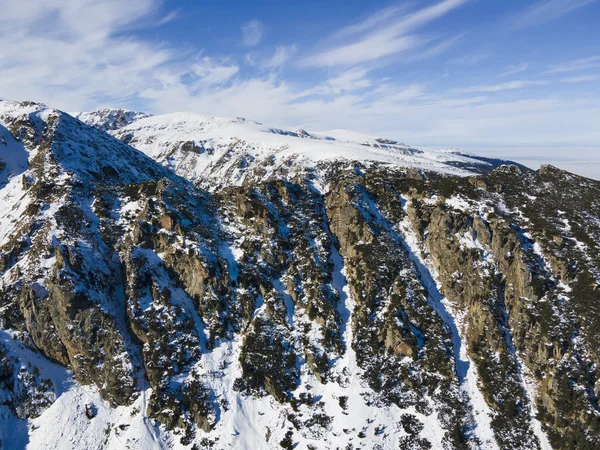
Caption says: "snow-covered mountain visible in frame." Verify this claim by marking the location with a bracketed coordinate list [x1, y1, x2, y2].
[100, 111, 512, 190]
[1, 100, 600, 450]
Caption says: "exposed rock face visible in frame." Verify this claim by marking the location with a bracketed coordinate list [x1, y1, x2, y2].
[397, 168, 600, 449]
[74, 109, 152, 132]
[1, 100, 599, 449]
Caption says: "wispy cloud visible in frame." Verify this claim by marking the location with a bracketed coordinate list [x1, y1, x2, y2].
[302, 35, 418, 68]
[561, 74, 600, 83]
[0, 0, 180, 110]
[451, 52, 489, 67]
[241, 19, 264, 47]
[327, 68, 373, 93]
[513, 0, 597, 28]
[331, 4, 412, 40]
[190, 58, 239, 87]
[300, 0, 468, 67]
[546, 56, 600, 73]
[405, 33, 466, 62]
[156, 8, 180, 26]
[299, 68, 374, 97]
[499, 63, 530, 77]
[452, 80, 548, 93]
[262, 45, 298, 69]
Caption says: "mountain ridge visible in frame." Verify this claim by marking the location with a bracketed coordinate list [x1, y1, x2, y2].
[77, 107, 528, 187]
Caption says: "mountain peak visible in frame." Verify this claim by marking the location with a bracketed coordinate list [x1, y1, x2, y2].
[73, 108, 152, 132]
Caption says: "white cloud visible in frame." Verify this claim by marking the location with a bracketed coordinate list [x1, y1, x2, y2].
[300, 0, 468, 67]
[297, 68, 375, 97]
[1, 0, 162, 39]
[499, 63, 530, 77]
[0, 0, 184, 110]
[244, 54, 256, 66]
[546, 56, 600, 73]
[303, 35, 419, 68]
[326, 68, 373, 94]
[156, 9, 181, 26]
[331, 5, 411, 40]
[451, 53, 489, 66]
[190, 58, 239, 87]
[262, 45, 298, 69]
[452, 80, 548, 93]
[408, 33, 465, 61]
[513, 0, 597, 28]
[241, 19, 264, 47]
[560, 75, 600, 83]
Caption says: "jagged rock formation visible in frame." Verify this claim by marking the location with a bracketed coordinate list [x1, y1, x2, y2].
[74, 109, 152, 132]
[0, 100, 599, 449]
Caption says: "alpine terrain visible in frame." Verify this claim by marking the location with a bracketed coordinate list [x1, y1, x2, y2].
[1, 98, 599, 450]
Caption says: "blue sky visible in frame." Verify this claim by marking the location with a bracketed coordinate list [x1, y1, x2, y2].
[1, 0, 600, 178]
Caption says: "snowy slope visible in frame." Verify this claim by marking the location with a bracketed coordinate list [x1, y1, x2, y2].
[109, 112, 507, 189]
[0, 329, 178, 450]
